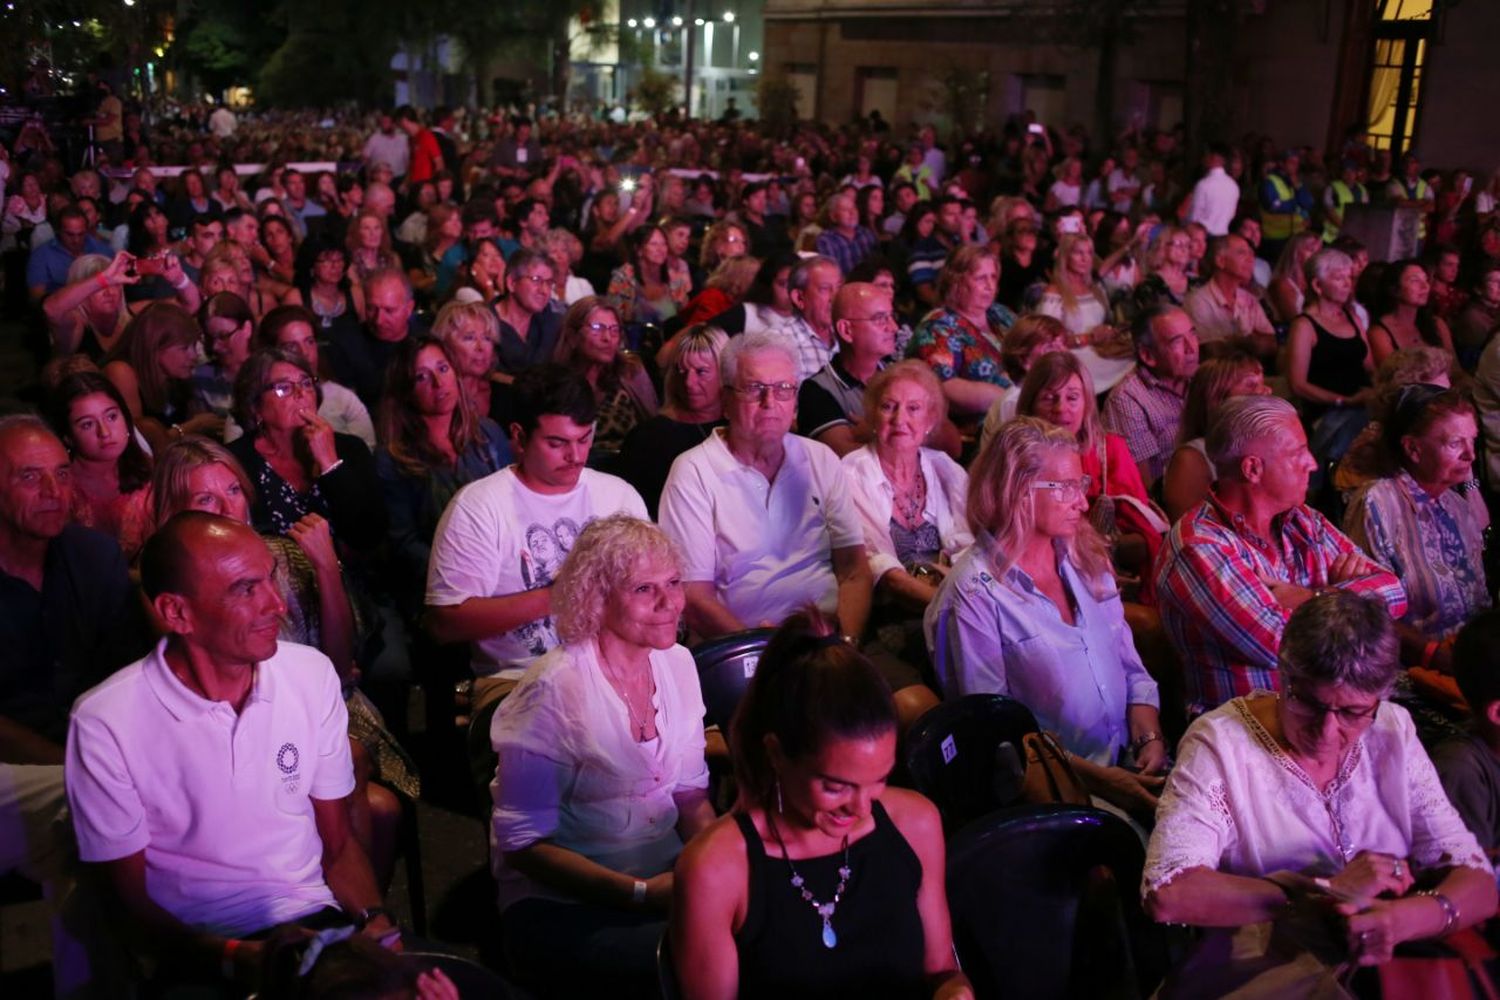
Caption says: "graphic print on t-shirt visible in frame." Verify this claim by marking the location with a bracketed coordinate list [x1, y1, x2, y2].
[515, 516, 589, 656]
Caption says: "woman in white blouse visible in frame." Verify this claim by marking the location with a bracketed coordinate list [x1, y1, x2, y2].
[1144, 591, 1495, 995]
[1037, 233, 1136, 393]
[843, 361, 973, 611]
[490, 514, 715, 998]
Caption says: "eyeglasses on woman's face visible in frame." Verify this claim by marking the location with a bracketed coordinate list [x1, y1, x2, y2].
[1029, 475, 1092, 502]
[1283, 686, 1380, 728]
[265, 376, 317, 399]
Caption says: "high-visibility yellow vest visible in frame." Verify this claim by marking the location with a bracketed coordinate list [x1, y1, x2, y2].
[1323, 180, 1366, 243]
[1403, 177, 1432, 242]
[1261, 173, 1305, 241]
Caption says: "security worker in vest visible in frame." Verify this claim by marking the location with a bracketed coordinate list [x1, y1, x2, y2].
[1259, 148, 1313, 263]
[1386, 152, 1436, 253]
[1323, 160, 1370, 244]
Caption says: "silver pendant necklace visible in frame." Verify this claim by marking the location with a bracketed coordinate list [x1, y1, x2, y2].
[766, 813, 852, 949]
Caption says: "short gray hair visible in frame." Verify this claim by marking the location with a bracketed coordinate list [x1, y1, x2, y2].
[720, 330, 799, 388]
[1206, 394, 1298, 475]
[1304, 248, 1352, 292]
[363, 267, 412, 301]
[788, 255, 839, 294]
[1279, 590, 1399, 696]
[67, 253, 112, 285]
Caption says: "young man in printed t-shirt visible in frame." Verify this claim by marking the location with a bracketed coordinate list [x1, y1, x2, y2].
[425, 364, 647, 711]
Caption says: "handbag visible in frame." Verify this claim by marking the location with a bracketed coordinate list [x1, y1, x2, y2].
[1019, 730, 1091, 805]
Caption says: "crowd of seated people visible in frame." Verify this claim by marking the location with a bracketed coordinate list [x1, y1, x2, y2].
[9, 99, 1500, 999]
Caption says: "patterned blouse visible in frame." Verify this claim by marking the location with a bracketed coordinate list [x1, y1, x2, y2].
[907, 303, 1018, 387]
[606, 260, 692, 324]
[1344, 471, 1491, 641]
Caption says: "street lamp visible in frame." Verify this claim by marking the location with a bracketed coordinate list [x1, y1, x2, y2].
[672, 15, 682, 26]
[748, 51, 759, 61]
[627, 17, 637, 26]
[644, 16, 655, 27]
[723, 11, 735, 21]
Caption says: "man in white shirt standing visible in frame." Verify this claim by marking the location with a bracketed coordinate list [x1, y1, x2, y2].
[1186, 142, 1241, 237]
[363, 113, 411, 184]
[425, 365, 647, 708]
[65, 513, 394, 994]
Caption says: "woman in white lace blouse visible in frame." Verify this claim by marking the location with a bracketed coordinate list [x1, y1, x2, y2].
[1143, 590, 1495, 994]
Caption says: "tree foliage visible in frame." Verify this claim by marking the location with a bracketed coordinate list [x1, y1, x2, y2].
[755, 76, 802, 136]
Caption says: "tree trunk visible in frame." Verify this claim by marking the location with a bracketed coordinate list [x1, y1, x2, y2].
[1092, 5, 1121, 154]
[1184, 0, 1239, 182]
[551, 18, 571, 110]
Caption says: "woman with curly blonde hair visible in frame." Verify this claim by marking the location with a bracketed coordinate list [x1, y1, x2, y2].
[488, 513, 715, 997]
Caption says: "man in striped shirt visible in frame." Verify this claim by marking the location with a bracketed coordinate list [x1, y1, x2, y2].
[1156, 395, 1406, 715]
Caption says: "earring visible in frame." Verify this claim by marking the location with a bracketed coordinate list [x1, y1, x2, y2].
[775, 776, 784, 815]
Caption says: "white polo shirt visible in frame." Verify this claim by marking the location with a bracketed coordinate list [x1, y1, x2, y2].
[65, 639, 354, 937]
[659, 429, 864, 627]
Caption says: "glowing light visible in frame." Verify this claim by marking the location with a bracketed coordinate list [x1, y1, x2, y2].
[723, 11, 735, 21]
[626, 17, 636, 26]
[748, 50, 759, 61]
[694, 17, 705, 25]
[671, 15, 682, 26]
[643, 16, 656, 26]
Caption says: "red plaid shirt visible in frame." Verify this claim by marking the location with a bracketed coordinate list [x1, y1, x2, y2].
[1155, 495, 1407, 713]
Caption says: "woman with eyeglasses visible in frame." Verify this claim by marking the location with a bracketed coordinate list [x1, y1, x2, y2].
[1344, 385, 1488, 676]
[227, 347, 386, 549]
[924, 417, 1166, 818]
[553, 296, 659, 455]
[1144, 591, 1495, 991]
[1016, 350, 1165, 597]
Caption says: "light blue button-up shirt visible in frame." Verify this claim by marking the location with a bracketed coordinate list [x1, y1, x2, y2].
[924, 542, 1159, 765]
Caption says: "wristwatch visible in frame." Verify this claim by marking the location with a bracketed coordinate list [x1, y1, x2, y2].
[355, 905, 392, 929]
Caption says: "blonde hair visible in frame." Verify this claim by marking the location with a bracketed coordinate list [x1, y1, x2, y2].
[966, 417, 1112, 597]
[1049, 233, 1107, 315]
[704, 255, 760, 298]
[662, 324, 729, 411]
[552, 515, 683, 643]
[860, 360, 947, 443]
[432, 299, 500, 347]
[151, 436, 256, 527]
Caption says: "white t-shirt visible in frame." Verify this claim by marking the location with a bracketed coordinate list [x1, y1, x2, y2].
[658, 429, 864, 628]
[426, 467, 648, 678]
[65, 640, 353, 937]
[1187, 166, 1241, 237]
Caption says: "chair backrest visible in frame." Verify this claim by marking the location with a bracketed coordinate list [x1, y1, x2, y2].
[467, 696, 504, 816]
[903, 694, 1041, 832]
[657, 931, 682, 1000]
[945, 804, 1166, 1000]
[402, 952, 516, 998]
[691, 627, 776, 730]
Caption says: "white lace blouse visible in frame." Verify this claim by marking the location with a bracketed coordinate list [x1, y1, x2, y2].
[1143, 694, 1487, 895]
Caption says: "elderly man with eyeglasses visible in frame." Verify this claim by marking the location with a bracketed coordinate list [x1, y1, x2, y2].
[659, 330, 872, 635]
[494, 248, 563, 374]
[1156, 394, 1406, 718]
[796, 282, 897, 457]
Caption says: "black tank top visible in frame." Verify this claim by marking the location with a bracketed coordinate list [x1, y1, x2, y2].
[1302, 308, 1370, 403]
[734, 800, 927, 1000]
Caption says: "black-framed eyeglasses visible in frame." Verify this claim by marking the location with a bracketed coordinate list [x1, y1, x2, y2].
[1283, 687, 1380, 727]
[265, 376, 318, 399]
[585, 322, 622, 336]
[734, 380, 797, 401]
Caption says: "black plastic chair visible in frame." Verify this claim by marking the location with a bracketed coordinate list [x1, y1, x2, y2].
[402, 951, 519, 997]
[946, 803, 1167, 1000]
[903, 694, 1042, 833]
[657, 931, 681, 1000]
[690, 628, 776, 730]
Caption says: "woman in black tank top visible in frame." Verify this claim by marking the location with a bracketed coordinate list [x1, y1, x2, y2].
[670, 614, 971, 1000]
[1286, 247, 1376, 484]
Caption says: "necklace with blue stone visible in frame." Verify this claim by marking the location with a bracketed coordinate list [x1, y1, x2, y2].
[767, 815, 852, 949]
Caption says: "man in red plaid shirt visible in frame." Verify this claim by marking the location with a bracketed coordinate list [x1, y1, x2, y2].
[1156, 395, 1406, 714]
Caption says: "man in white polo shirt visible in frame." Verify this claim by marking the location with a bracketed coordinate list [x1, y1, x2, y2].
[425, 364, 647, 709]
[65, 513, 394, 992]
[661, 330, 869, 639]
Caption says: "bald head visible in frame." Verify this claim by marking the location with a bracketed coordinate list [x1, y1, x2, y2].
[832, 282, 897, 359]
[141, 511, 262, 600]
[365, 182, 396, 219]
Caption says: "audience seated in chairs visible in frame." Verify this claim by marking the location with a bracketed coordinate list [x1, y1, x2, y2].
[489, 515, 713, 999]
[424, 364, 647, 717]
[1343, 384, 1488, 675]
[149, 437, 417, 889]
[671, 612, 972, 1000]
[1143, 591, 1496, 996]
[65, 513, 398, 996]
[925, 417, 1165, 820]
[1101, 304, 1199, 489]
[618, 323, 728, 519]
[553, 296, 658, 458]
[1155, 394, 1407, 716]
[1161, 350, 1268, 522]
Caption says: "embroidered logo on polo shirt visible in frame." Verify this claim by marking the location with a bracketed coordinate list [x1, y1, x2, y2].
[277, 742, 303, 794]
